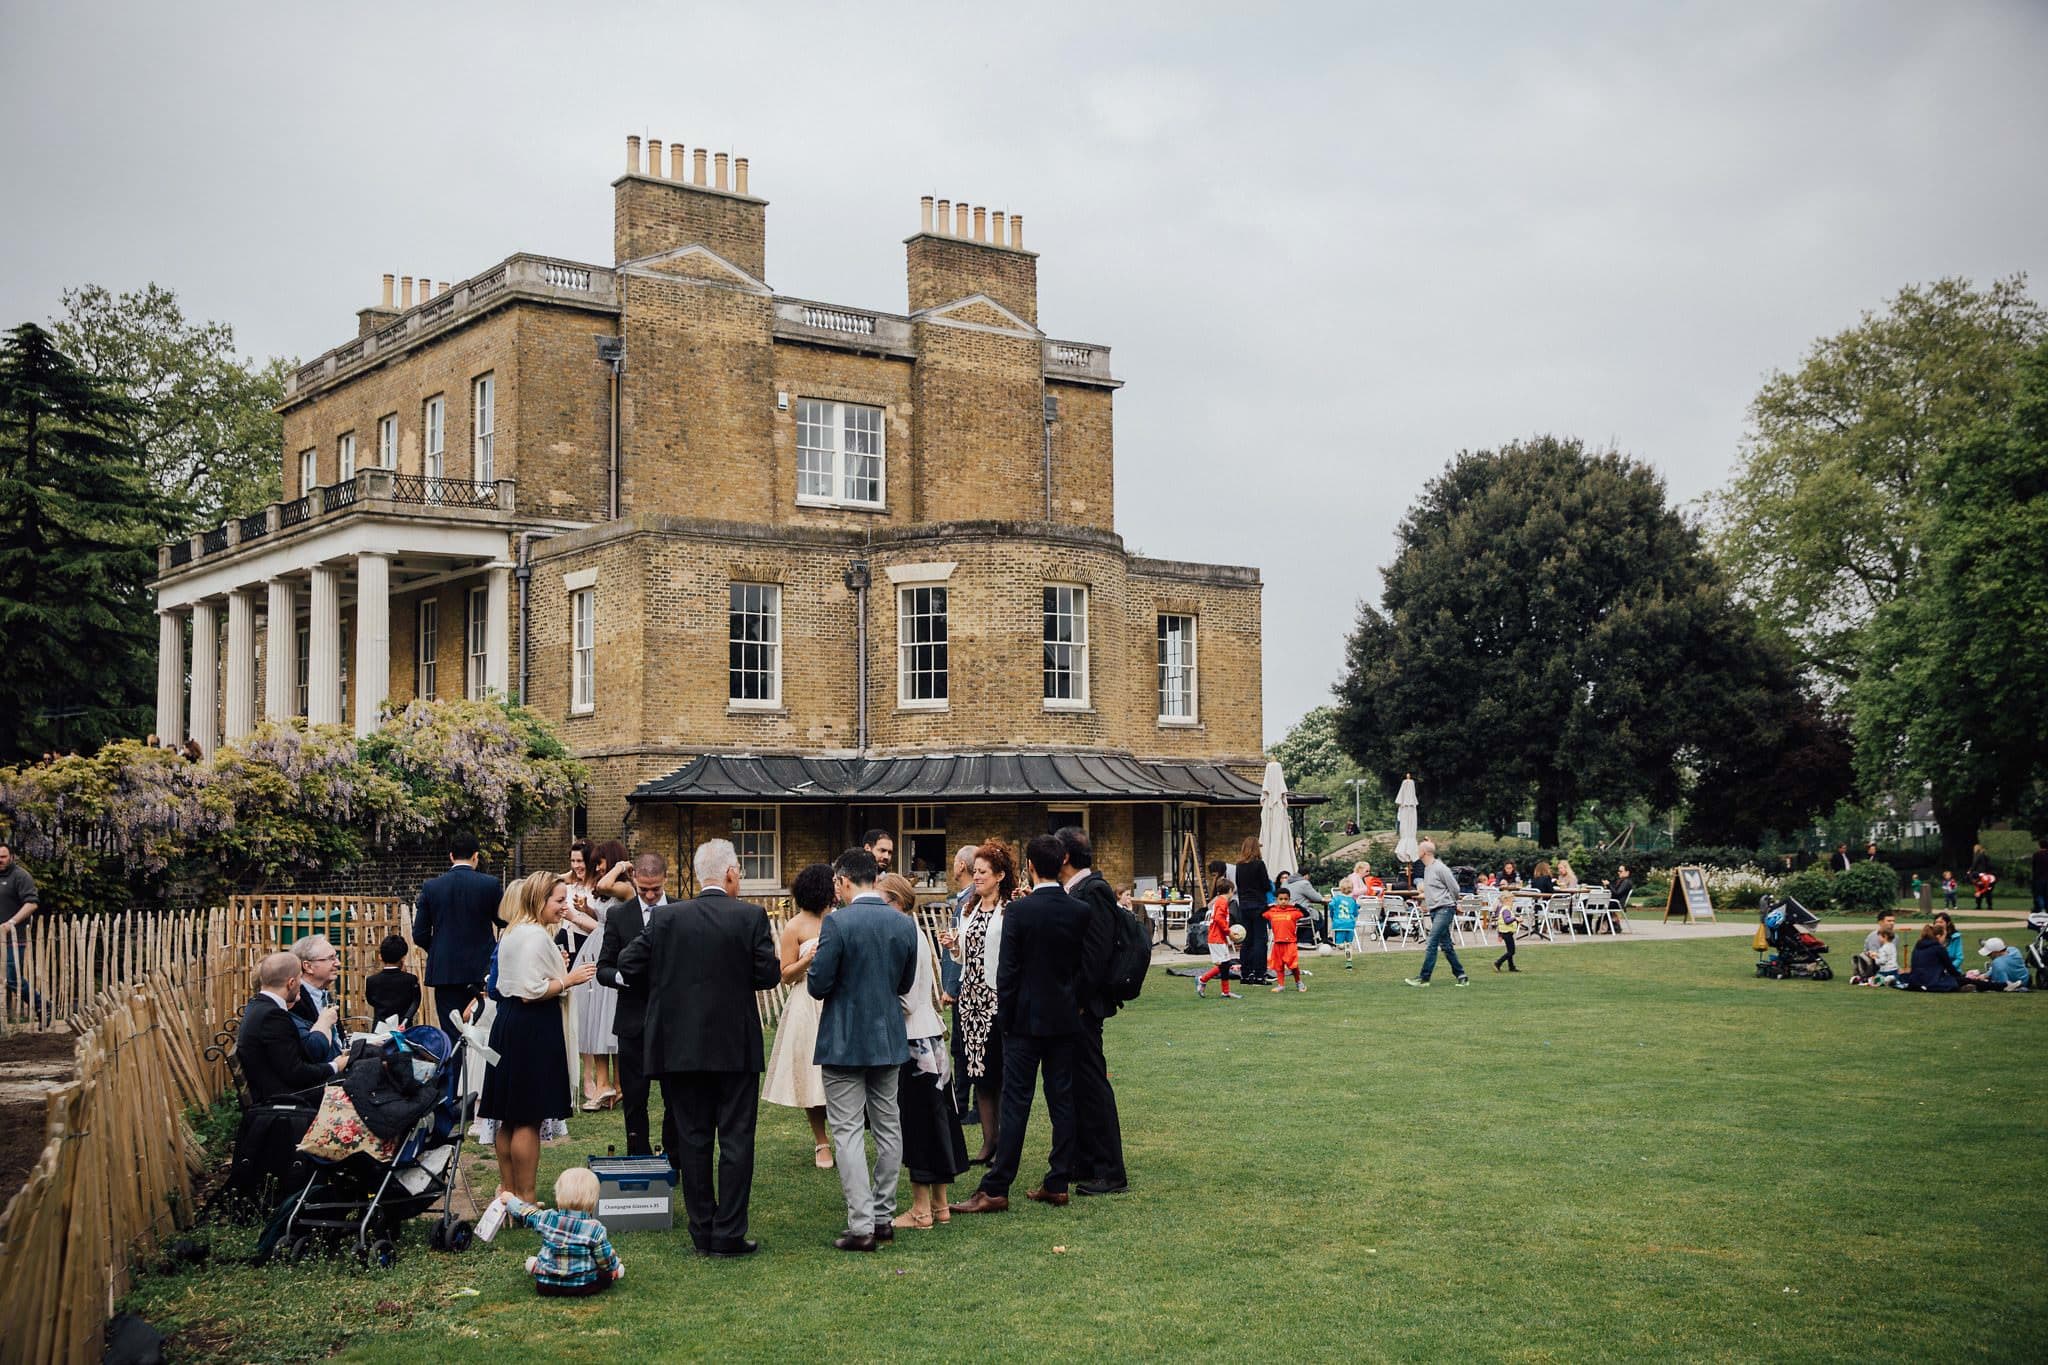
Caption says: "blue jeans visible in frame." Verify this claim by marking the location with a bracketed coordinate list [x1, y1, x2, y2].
[1418, 907, 1464, 981]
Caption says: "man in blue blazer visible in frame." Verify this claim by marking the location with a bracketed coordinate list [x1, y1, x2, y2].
[808, 846, 918, 1251]
[410, 832, 503, 1036]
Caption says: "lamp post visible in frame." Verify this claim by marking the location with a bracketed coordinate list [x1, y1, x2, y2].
[1343, 778, 1368, 832]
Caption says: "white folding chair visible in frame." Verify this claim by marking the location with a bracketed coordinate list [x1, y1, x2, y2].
[1539, 893, 1577, 940]
[1163, 899, 1191, 947]
[1454, 894, 1487, 946]
[1579, 893, 1621, 935]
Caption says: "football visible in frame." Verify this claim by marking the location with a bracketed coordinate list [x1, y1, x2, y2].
[1316, 943, 1334, 956]
[1228, 924, 1247, 944]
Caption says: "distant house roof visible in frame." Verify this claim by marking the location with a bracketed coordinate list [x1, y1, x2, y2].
[629, 751, 1324, 807]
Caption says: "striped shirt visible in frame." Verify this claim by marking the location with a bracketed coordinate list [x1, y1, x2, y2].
[502, 1196, 623, 1288]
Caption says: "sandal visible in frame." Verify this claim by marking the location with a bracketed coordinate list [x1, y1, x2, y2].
[814, 1142, 835, 1169]
[892, 1209, 935, 1230]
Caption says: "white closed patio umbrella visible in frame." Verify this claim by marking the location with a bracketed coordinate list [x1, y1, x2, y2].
[1258, 760, 1294, 874]
[1394, 773, 1420, 866]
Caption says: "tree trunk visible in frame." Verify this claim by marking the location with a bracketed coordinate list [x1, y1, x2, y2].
[1931, 789, 1982, 879]
[1537, 789, 1561, 848]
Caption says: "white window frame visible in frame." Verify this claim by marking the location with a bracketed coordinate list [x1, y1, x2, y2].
[794, 398, 886, 510]
[298, 448, 316, 495]
[424, 395, 446, 482]
[570, 586, 595, 714]
[1158, 614, 1198, 724]
[417, 598, 438, 701]
[472, 373, 495, 483]
[1043, 584, 1090, 709]
[897, 584, 948, 710]
[336, 432, 355, 483]
[731, 805, 780, 893]
[465, 585, 489, 700]
[377, 413, 398, 469]
[727, 583, 782, 709]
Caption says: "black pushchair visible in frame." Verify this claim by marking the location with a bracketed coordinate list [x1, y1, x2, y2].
[274, 1025, 477, 1268]
[1755, 896, 1832, 981]
[2025, 911, 2048, 989]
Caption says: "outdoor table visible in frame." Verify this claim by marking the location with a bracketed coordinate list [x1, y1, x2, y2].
[1131, 896, 1194, 945]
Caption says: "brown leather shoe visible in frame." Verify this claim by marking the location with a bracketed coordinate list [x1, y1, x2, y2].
[1026, 1187, 1070, 1206]
[872, 1224, 894, 1243]
[947, 1191, 1009, 1214]
[833, 1232, 878, 1252]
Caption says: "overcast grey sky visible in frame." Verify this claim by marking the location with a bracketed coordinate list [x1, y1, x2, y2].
[4, 1, 2044, 746]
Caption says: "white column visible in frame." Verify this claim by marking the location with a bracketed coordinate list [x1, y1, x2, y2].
[484, 564, 511, 700]
[223, 590, 258, 742]
[308, 565, 343, 726]
[264, 578, 296, 722]
[156, 609, 185, 746]
[353, 553, 391, 735]
[189, 600, 220, 755]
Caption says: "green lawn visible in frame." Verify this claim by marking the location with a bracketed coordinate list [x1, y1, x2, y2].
[129, 938, 2045, 1362]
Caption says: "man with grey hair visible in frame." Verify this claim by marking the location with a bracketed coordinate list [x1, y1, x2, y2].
[289, 934, 344, 1057]
[619, 839, 778, 1256]
[1405, 840, 1470, 988]
[598, 849, 672, 1157]
[225, 950, 351, 1210]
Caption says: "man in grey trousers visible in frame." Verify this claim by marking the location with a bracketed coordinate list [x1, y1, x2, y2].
[808, 846, 920, 1251]
[1405, 839, 1471, 988]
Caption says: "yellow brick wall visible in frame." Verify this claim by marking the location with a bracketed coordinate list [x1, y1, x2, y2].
[905, 234, 1037, 326]
[613, 176, 766, 278]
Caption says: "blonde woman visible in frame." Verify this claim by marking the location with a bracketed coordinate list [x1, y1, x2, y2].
[478, 871, 593, 1202]
[877, 873, 967, 1227]
[1556, 860, 1580, 891]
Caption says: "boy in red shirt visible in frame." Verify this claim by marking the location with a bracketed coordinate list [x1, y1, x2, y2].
[1265, 887, 1306, 993]
[1196, 877, 1241, 1000]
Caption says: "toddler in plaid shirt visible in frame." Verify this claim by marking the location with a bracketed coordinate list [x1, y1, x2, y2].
[497, 1167, 625, 1297]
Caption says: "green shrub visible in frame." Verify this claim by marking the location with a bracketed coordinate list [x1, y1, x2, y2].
[1833, 860, 1900, 913]
[1777, 868, 1836, 911]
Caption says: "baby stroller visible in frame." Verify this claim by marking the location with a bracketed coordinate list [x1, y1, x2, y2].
[1755, 896, 1832, 981]
[274, 1025, 477, 1268]
[2025, 911, 2048, 989]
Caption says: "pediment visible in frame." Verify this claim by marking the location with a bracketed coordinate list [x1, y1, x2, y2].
[620, 244, 771, 294]
[917, 293, 1040, 335]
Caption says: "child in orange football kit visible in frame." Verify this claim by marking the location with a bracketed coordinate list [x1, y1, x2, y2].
[1265, 887, 1306, 993]
[1196, 876, 1241, 1000]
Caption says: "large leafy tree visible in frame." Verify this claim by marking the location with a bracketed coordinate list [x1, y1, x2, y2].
[52, 283, 289, 535]
[1336, 436, 1834, 846]
[1850, 337, 2048, 870]
[1714, 275, 2045, 684]
[0, 323, 173, 762]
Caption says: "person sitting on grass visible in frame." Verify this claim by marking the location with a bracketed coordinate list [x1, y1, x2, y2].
[1962, 937, 2030, 992]
[1892, 922, 1961, 992]
[1853, 926, 1900, 986]
[363, 934, 421, 1027]
[496, 1167, 625, 1297]
[1933, 913, 1965, 975]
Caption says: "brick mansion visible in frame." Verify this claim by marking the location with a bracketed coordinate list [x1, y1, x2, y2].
[150, 135, 1276, 893]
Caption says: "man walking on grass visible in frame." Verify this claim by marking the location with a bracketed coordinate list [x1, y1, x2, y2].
[1405, 839, 1470, 988]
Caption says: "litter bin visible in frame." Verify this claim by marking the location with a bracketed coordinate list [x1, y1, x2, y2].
[277, 905, 348, 948]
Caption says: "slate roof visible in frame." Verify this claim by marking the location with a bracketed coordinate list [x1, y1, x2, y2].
[628, 751, 1323, 806]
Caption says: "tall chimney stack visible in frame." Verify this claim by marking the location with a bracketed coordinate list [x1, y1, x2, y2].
[646, 139, 663, 177]
[401, 276, 414, 308]
[670, 143, 686, 180]
[735, 158, 749, 195]
[626, 135, 641, 175]
[992, 211, 1006, 247]
[381, 274, 395, 308]
[955, 202, 970, 236]
[920, 196, 935, 233]
[1010, 215, 1024, 250]
[612, 132, 767, 277]
[936, 199, 951, 235]
[693, 147, 707, 186]
[714, 151, 729, 191]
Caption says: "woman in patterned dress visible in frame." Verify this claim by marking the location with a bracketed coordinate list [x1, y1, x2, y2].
[942, 839, 1015, 1166]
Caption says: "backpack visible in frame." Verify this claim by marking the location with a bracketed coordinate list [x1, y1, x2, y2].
[1108, 903, 1152, 1002]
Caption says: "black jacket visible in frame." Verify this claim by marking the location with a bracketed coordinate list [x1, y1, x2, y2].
[1235, 858, 1271, 910]
[411, 864, 503, 986]
[363, 969, 421, 1026]
[236, 994, 336, 1103]
[1899, 936, 1961, 991]
[617, 890, 780, 1074]
[1067, 869, 1122, 1019]
[995, 883, 1089, 1038]
[596, 894, 659, 1039]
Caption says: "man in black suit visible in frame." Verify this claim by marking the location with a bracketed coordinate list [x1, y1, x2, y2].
[287, 934, 344, 1060]
[596, 850, 677, 1158]
[1054, 826, 1129, 1197]
[952, 835, 1089, 1215]
[226, 951, 348, 1211]
[1831, 843, 1853, 874]
[617, 839, 779, 1256]
[411, 832, 503, 1036]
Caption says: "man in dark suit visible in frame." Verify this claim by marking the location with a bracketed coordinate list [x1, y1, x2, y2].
[225, 952, 348, 1211]
[411, 832, 503, 1036]
[596, 850, 676, 1158]
[808, 847, 919, 1251]
[1831, 843, 1853, 873]
[287, 934, 344, 1060]
[617, 839, 779, 1257]
[1054, 826, 1129, 1197]
[952, 835, 1088, 1215]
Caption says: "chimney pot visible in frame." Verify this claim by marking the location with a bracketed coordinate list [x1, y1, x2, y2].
[714, 151, 729, 191]
[693, 147, 708, 186]
[955, 201, 970, 236]
[920, 195, 934, 232]
[973, 206, 987, 242]
[401, 276, 414, 308]
[936, 199, 951, 235]
[646, 138, 663, 177]
[735, 157, 748, 195]
[670, 143, 685, 180]
[381, 274, 395, 308]
[1010, 214, 1024, 249]
[626, 135, 641, 175]
[992, 211, 1006, 247]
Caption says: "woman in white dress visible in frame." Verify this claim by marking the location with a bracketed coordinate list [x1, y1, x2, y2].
[565, 840, 624, 1111]
[760, 862, 835, 1168]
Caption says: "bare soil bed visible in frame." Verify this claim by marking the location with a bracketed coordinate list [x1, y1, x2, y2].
[0, 1029, 76, 1196]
